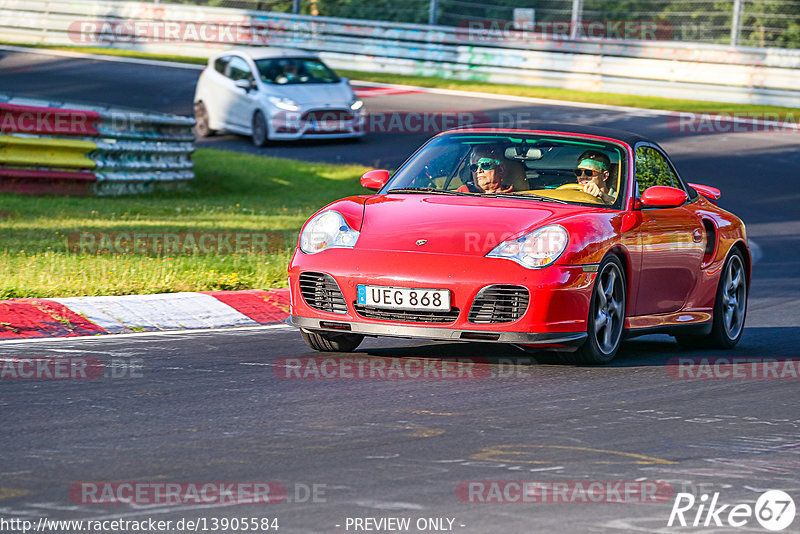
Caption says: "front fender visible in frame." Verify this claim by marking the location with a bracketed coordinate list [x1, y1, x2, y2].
[556, 212, 633, 265]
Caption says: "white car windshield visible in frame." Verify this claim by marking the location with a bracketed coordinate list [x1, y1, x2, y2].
[255, 58, 340, 85]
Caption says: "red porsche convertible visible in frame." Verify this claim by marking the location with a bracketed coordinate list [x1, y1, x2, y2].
[287, 125, 750, 364]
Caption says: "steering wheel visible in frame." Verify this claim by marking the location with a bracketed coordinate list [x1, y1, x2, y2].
[419, 165, 438, 189]
[556, 183, 584, 191]
[553, 182, 606, 203]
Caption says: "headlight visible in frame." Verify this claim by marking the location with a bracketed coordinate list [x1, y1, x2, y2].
[486, 225, 568, 269]
[299, 211, 360, 254]
[268, 96, 299, 111]
[350, 99, 364, 111]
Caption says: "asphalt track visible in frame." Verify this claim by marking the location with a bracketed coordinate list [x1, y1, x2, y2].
[1, 48, 800, 533]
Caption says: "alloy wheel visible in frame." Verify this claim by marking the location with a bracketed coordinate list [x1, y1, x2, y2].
[722, 253, 746, 340]
[593, 262, 625, 355]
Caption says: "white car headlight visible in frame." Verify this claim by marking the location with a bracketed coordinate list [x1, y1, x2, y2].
[300, 211, 360, 254]
[350, 99, 364, 111]
[487, 225, 569, 269]
[268, 96, 299, 111]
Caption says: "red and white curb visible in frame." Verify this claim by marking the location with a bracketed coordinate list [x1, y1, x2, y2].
[0, 289, 290, 341]
[352, 85, 424, 98]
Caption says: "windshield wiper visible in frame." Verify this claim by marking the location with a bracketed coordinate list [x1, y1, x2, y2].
[484, 192, 571, 204]
[387, 188, 571, 204]
[387, 187, 465, 195]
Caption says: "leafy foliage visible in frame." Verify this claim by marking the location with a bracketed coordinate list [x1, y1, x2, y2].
[635, 147, 676, 194]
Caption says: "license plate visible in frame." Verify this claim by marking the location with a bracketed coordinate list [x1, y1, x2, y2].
[357, 285, 450, 311]
[311, 120, 342, 131]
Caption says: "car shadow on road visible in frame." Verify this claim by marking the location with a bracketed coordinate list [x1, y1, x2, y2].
[609, 326, 800, 367]
[357, 326, 800, 369]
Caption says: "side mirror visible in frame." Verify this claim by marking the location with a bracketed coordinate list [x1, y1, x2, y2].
[640, 186, 688, 208]
[234, 79, 254, 92]
[360, 169, 391, 191]
[687, 182, 721, 201]
[340, 77, 350, 84]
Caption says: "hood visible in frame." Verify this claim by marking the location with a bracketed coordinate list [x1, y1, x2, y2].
[355, 194, 591, 256]
[265, 82, 354, 106]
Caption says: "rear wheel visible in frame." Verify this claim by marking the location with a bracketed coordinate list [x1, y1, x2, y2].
[675, 249, 747, 349]
[565, 255, 626, 365]
[300, 329, 364, 352]
[252, 110, 270, 147]
[193, 101, 215, 137]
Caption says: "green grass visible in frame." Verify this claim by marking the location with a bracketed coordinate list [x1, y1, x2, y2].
[0, 148, 367, 298]
[4, 42, 796, 116]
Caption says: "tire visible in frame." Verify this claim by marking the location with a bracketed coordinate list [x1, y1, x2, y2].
[566, 255, 627, 365]
[252, 110, 269, 147]
[300, 329, 364, 352]
[193, 101, 215, 137]
[675, 249, 747, 349]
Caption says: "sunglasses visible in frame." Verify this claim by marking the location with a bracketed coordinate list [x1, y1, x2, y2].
[574, 168, 602, 178]
[470, 158, 500, 172]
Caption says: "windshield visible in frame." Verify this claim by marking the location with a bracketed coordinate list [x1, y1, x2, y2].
[385, 133, 628, 208]
[255, 57, 341, 85]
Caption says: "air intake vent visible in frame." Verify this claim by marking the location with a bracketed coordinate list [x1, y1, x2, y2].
[468, 285, 529, 324]
[301, 109, 354, 122]
[354, 305, 460, 324]
[299, 272, 348, 314]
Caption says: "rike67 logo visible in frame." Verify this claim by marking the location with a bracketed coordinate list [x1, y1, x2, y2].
[668, 490, 795, 531]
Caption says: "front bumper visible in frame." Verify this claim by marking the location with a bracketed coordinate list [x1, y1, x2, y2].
[289, 315, 587, 346]
[288, 248, 596, 347]
[268, 109, 366, 140]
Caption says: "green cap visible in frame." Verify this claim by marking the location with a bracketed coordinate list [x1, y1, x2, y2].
[577, 158, 607, 172]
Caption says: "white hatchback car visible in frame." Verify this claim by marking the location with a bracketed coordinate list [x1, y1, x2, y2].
[194, 48, 366, 145]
